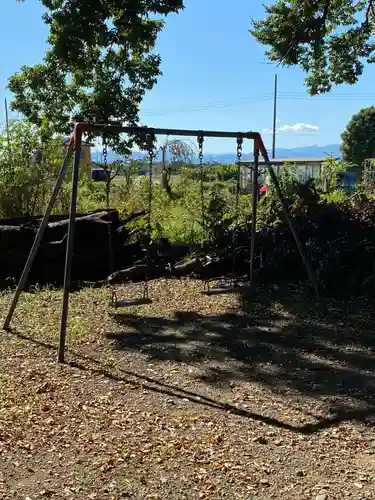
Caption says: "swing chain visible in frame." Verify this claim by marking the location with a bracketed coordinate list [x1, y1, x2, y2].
[235, 135, 243, 210]
[103, 136, 116, 307]
[231, 136, 243, 279]
[236, 135, 243, 161]
[146, 133, 156, 232]
[198, 134, 211, 291]
[143, 133, 156, 299]
[198, 135, 204, 163]
[103, 138, 108, 171]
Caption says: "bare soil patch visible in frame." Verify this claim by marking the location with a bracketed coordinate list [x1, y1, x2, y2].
[1, 279, 375, 499]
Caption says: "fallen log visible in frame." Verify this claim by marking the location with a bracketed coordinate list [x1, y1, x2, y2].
[120, 209, 147, 226]
[0, 225, 36, 250]
[55, 223, 110, 247]
[108, 264, 147, 284]
[43, 211, 117, 243]
[108, 261, 172, 284]
[0, 210, 119, 228]
[173, 257, 202, 277]
[172, 253, 227, 278]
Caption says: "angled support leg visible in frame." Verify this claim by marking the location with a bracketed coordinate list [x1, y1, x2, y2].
[3, 139, 74, 331]
[255, 136, 320, 300]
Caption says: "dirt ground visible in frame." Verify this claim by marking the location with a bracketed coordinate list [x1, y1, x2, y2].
[1, 278, 375, 499]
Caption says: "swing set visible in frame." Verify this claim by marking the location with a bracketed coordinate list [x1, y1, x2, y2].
[2, 122, 320, 363]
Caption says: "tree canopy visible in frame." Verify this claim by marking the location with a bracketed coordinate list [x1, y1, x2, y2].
[250, 0, 375, 95]
[341, 106, 375, 166]
[10, 0, 184, 153]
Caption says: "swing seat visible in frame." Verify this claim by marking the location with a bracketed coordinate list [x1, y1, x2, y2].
[111, 297, 152, 308]
[202, 285, 243, 296]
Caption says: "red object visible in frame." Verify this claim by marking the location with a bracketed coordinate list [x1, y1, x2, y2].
[260, 185, 269, 193]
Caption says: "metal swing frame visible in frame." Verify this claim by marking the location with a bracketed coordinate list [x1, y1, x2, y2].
[2, 122, 320, 364]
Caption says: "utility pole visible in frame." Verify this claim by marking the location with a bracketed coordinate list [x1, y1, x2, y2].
[272, 74, 278, 159]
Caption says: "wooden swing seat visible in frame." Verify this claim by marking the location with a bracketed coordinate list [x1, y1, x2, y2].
[201, 285, 244, 296]
[110, 297, 152, 308]
[201, 276, 251, 295]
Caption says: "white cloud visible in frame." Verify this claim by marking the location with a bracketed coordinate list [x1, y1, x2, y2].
[262, 122, 320, 135]
[278, 123, 320, 133]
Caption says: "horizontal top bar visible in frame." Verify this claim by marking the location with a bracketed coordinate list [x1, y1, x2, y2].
[75, 122, 260, 140]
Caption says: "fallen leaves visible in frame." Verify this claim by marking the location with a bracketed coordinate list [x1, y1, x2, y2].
[0, 279, 375, 499]
[252, 435, 268, 445]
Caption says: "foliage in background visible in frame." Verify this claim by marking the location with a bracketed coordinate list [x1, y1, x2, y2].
[116, 177, 204, 244]
[10, 0, 184, 153]
[158, 138, 196, 196]
[258, 162, 300, 225]
[352, 170, 375, 204]
[0, 120, 66, 217]
[341, 107, 375, 167]
[319, 189, 346, 204]
[272, 161, 298, 198]
[320, 156, 346, 191]
[259, 158, 350, 218]
[0, 119, 123, 217]
[161, 139, 196, 166]
[250, 0, 375, 95]
[115, 172, 251, 245]
[0, 123, 362, 245]
[181, 164, 238, 183]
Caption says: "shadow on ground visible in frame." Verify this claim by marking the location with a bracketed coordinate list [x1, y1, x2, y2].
[6, 286, 375, 434]
[106, 286, 375, 424]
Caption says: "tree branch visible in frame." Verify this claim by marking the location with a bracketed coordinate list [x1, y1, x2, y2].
[365, 0, 375, 24]
[276, 0, 332, 67]
[321, 0, 331, 35]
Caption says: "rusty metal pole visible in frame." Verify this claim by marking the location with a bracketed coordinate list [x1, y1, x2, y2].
[3, 138, 74, 331]
[256, 136, 320, 300]
[249, 148, 259, 289]
[57, 126, 82, 363]
[272, 74, 277, 159]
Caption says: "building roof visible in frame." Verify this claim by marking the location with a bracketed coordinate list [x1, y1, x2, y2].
[241, 157, 338, 165]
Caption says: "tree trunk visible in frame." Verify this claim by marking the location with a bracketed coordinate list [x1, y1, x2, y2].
[160, 146, 173, 198]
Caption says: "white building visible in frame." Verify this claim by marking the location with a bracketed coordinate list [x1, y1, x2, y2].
[239, 157, 336, 188]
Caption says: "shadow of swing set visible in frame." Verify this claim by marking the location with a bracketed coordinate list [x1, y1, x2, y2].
[2, 122, 320, 363]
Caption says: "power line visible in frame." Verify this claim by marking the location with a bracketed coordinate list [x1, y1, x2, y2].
[142, 94, 273, 114]
[140, 91, 375, 117]
[141, 94, 273, 116]
[278, 92, 375, 101]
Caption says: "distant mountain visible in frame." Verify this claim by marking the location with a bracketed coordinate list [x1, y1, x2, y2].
[274, 144, 341, 159]
[207, 144, 341, 164]
[92, 144, 341, 164]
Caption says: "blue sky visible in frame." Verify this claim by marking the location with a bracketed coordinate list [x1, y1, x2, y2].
[2, 0, 375, 154]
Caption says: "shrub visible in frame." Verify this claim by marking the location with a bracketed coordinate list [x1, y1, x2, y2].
[0, 120, 66, 217]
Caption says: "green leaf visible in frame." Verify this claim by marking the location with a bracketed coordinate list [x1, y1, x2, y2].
[251, 0, 375, 95]
[341, 106, 375, 167]
[10, 0, 185, 152]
